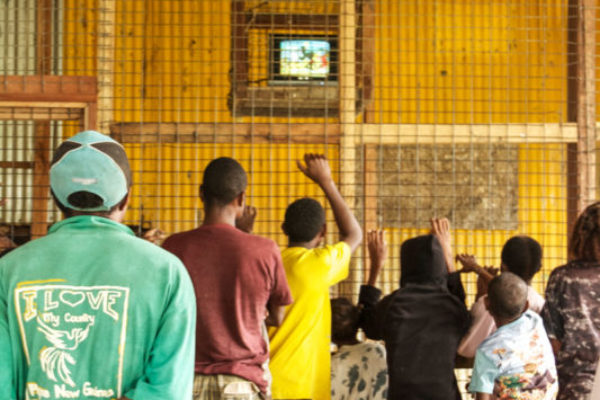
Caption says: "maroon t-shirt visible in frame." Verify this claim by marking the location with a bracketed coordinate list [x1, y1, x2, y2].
[163, 224, 292, 392]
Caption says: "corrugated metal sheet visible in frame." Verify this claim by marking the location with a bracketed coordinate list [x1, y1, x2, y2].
[0, 0, 37, 75]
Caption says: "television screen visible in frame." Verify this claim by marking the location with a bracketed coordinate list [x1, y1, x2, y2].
[270, 35, 337, 83]
[280, 40, 330, 78]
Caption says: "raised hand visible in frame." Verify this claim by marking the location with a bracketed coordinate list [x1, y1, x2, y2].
[142, 228, 166, 245]
[367, 229, 387, 286]
[235, 205, 257, 234]
[456, 253, 480, 273]
[296, 153, 362, 251]
[296, 153, 333, 186]
[430, 217, 455, 273]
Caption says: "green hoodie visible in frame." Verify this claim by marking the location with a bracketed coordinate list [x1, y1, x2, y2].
[0, 216, 196, 399]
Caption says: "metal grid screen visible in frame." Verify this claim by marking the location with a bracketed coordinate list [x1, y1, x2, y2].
[0, 0, 598, 396]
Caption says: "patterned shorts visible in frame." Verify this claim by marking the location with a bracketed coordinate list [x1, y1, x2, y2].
[193, 374, 264, 400]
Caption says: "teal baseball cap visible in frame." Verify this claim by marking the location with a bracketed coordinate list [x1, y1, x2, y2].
[50, 130, 132, 211]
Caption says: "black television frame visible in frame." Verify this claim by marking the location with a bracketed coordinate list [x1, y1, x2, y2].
[269, 34, 338, 85]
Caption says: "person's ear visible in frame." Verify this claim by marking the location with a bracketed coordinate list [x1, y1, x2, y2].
[236, 191, 246, 208]
[118, 192, 131, 212]
[315, 224, 327, 245]
[199, 185, 205, 203]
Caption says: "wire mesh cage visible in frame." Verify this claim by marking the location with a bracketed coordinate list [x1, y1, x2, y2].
[0, 0, 598, 397]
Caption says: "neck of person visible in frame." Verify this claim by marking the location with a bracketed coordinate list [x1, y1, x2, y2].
[288, 234, 322, 249]
[202, 204, 238, 227]
[494, 312, 523, 328]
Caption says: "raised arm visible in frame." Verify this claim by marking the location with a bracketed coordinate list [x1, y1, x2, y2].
[297, 154, 362, 251]
[430, 218, 467, 303]
[367, 229, 387, 286]
[455, 254, 497, 299]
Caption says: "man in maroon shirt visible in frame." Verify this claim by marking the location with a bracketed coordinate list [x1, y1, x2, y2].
[163, 157, 292, 399]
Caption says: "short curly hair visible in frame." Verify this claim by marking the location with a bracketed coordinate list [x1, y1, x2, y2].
[487, 272, 528, 320]
[331, 297, 360, 343]
[501, 236, 542, 283]
[282, 197, 325, 242]
[200, 157, 247, 206]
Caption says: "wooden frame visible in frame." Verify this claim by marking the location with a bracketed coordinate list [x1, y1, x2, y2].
[0, 75, 98, 238]
[0, 75, 98, 129]
[229, 0, 374, 117]
[566, 0, 597, 235]
[110, 122, 579, 144]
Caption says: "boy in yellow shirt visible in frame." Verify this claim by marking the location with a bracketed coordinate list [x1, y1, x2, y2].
[269, 153, 362, 400]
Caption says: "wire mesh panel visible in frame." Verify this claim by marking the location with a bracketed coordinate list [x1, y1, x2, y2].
[0, 0, 598, 397]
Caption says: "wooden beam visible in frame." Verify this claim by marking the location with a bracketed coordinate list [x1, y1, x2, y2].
[248, 13, 338, 30]
[566, 0, 579, 238]
[0, 75, 98, 103]
[231, 0, 249, 101]
[110, 122, 341, 144]
[576, 0, 596, 210]
[0, 161, 35, 169]
[31, 121, 51, 239]
[36, 0, 53, 75]
[358, 123, 579, 144]
[0, 107, 83, 121]
[109, 122, 579, 144]
[339, 0, 359, 295]
[97, 0, 115, 131]
[31, 0, 54, 239]
[358, 0, 375, 121]
[363, 144, 378, 231]
[567, 0, 597, 236]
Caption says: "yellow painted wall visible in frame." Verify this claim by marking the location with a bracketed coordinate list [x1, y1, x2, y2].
[61, 0, 573, 299]
[124, 143, 340, 245]
[373, 0, 568, 124]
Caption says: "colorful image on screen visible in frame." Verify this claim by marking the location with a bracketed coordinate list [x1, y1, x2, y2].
[279, 40, 331, 79]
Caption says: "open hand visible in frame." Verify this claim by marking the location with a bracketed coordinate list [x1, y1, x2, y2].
[456, 253, 480, 273]
[296, 153, 332, 185]
[235, 205, 257, 233]
[430, 218, 455, 272]
[142, 228, 166, 245]
[367, 229, 387, 285]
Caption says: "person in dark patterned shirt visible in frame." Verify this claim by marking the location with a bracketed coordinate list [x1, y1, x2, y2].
[541, 201, 600, 400]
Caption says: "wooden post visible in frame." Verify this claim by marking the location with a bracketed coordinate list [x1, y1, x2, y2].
[363, 144, 378, 233]
[566, 0, 597, 238]
[31, 0, 53, 239]
[363, 144, 378, 278]
[338, 0, 359, 297]
[358, 0, 375, 122]
[97, 0, 115, 132]
[231, 0, 249, 111]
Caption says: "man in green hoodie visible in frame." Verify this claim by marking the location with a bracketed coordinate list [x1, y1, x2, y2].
[0, 130, 196, 400]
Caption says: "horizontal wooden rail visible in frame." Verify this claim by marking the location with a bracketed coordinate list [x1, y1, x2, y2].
[110, 122, 579, 144]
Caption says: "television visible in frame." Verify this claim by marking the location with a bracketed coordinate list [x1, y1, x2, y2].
[269, 34, 338, 85]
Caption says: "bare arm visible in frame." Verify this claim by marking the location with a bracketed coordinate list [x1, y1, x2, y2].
[550, 338, 562, 357]
[475, 393, 493, 400]
[367, 230, 387, 286]
[297, 154, 362, 251]
[455, 253, 497, 299]
[265, 303, 286, 327]
[430, 218, 455, 272]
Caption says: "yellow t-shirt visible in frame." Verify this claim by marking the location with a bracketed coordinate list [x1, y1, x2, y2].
[269, 242, 352, 400]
